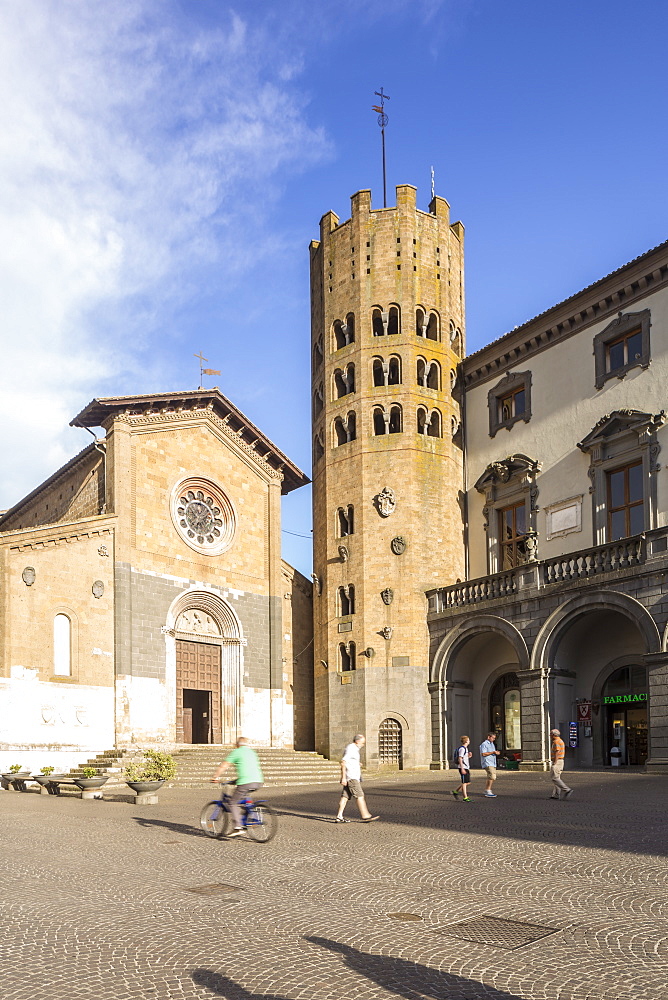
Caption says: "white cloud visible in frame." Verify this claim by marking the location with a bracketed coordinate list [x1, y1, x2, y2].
[0, 1, 328, 512]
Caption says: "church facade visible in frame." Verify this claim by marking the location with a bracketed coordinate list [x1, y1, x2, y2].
[0, 390, 312, 771]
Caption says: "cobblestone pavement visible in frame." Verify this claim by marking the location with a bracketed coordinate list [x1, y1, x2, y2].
[2, 768, 667, 1000]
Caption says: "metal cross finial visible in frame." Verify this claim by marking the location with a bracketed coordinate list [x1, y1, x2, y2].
[372, 88, 391, 208]
[194, 350, 208, 389]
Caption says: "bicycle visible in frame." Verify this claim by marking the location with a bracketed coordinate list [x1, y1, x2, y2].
[200, 783, 278, 843]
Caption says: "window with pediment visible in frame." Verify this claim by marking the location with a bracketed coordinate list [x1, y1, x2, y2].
[474, 455, 541, 574]
[578, 409, 665, 545]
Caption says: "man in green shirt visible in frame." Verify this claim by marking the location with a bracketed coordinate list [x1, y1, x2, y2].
[212, 737, 264, 837]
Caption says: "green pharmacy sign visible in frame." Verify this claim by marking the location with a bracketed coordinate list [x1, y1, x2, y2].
[603, 693, 648, 705]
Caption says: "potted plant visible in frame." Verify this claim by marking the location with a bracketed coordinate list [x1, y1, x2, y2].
[74, 767, 109, 791]
[124, 749, 176, 793]
[32, 765, 56, 789]
[2, 764, 31, 790]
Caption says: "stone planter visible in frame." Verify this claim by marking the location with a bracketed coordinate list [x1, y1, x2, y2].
[32, 775, 59, 795]
[75, 776, 109, 800]
[35, 774, 71, 796]
[126, 779, 165, 805]
[74, 776, 109, 790]
[2, 772, 31, 791]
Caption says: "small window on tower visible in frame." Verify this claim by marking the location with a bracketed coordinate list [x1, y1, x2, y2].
[337, 505, 355, 537]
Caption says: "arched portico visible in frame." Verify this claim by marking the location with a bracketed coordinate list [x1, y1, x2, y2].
[531, 590, 660, 766]
[429, 616, 529, 768]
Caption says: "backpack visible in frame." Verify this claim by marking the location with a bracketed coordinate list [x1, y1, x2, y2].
[453, 746, 462, 764]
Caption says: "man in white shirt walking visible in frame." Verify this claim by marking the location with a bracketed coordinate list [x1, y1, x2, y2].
[335, 734, 379, 823]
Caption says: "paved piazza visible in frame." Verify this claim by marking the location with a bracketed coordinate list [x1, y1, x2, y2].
[2, 769, 667, 1000]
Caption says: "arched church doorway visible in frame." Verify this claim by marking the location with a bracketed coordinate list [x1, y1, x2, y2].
[169, 593, 243, 746]
[489, 672, 521, 755]
[601, 664, 648, 765]
[176, 632, 221, 743]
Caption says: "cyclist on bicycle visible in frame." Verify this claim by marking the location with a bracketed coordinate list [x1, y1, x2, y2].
[211, 737, 264, 838]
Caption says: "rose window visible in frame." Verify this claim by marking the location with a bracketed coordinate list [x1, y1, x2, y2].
[170, 477, 236, 555]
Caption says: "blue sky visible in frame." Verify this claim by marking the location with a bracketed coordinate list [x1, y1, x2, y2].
[2, 0, 667, 575]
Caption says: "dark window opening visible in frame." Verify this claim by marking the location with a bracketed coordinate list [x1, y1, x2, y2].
[387, 306, 400, 336]
[334, 364, 355, 398]
[373, 407, 387, 435]
[372, 308, 385, 337]
[389, 404, 402, 434]
[498, 387, 525, 423]
[338, 585, 355, 616]
[333, 314, 355, 351]
[337, 505, 354, 537]
[339, 642, 356, 672]
[374, 356, 401, 387]
[416, 308, 425, 336]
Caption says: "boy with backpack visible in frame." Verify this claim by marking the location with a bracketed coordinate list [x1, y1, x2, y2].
[452, 735, 472, 801]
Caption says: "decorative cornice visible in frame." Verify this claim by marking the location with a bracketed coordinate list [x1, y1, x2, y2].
[6, 524, 114, 553]
[462, 244, 668, 390]
[113, 406, 284, 482]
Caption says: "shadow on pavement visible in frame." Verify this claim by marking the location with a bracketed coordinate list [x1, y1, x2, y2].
[192, 936, 523, 998]
[267, 774, 668, 857]
[132, 816, 206, 838]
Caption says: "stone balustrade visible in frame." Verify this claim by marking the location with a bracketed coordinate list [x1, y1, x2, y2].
[427, 527, 668, 614]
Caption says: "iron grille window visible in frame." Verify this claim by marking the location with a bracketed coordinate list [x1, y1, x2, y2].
[378, 718, 402, 766]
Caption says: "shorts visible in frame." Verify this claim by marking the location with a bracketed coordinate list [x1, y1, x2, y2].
[484, 766, 497, 780]
[458, 769, 471, 784]
[342, 779, 364, 799]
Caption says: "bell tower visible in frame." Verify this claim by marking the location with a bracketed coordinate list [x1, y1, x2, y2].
[310, 184, 465, 769]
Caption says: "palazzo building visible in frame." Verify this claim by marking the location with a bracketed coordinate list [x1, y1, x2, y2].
[312, 184, 668, 773]
[0, 390, 312, 771]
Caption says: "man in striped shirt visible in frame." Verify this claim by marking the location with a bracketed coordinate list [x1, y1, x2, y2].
[550, 728, 573, 800]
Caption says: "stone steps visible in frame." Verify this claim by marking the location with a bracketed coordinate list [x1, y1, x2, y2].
[61, 745, 341, 789]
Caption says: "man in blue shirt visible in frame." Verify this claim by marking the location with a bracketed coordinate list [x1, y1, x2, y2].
[479, 732, 501, 798]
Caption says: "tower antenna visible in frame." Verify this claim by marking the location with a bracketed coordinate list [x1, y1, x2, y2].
[372, 88, 391, 208]
[431, 165, 435, 201]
